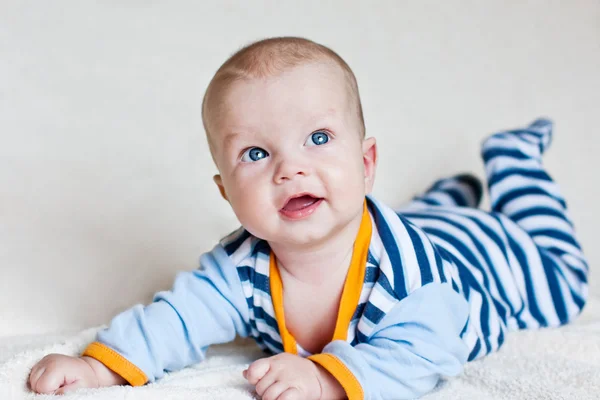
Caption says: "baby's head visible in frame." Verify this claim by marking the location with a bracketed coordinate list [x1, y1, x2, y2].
[202, 37, 377, 247]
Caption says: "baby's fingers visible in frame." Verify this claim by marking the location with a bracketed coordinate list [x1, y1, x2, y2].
[255, 370, 278, 396]
[54, 379, 86, 395]
[28, 365, 45, 392]
[278, 387, 302, 400]
[244, 359, 271, 385]
[31, 367, 64, 394]
[261, 381, 289, 400]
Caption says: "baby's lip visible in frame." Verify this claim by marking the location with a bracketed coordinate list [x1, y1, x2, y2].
[280, 192, 323, 210]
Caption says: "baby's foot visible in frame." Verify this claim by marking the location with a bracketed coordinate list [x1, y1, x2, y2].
[453, 173, 483, 208]
[482, 118, 554, 161]
[426, 173, 483, 208]
[507, 118, 553, 155]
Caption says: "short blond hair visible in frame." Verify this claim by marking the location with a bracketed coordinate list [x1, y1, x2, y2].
[202, 37, 365, 154]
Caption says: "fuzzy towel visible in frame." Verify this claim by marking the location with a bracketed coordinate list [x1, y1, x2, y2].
[2, 297, 600, 400]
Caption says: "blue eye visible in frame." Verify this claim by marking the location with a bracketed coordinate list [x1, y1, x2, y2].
[305, 131, 330, 146]
[241, 147, 269, 162]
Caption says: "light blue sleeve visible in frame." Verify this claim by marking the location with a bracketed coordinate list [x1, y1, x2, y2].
[321, 283, 470, 400]
[93, 244, 250, 382]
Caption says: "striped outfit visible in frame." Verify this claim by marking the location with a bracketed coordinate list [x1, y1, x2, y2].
[83, 119, 588, 399]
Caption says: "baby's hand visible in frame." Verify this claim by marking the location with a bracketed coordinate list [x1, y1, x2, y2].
[29, 354, 99, 394]
[243, 353, 323, 400]
[29, 353, 126, 394]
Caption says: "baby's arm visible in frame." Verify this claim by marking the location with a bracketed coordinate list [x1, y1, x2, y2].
[29, 245, 250, 394]
[309, 283, 470, 400]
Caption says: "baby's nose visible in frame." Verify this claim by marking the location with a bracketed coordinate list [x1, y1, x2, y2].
[273, 157, 308, 183]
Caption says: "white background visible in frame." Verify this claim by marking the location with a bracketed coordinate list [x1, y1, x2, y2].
[1, 1, 598, 336]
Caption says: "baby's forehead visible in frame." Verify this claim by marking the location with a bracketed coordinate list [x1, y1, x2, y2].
[210, 62, 351, 121]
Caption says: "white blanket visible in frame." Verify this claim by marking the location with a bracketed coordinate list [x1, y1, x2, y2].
[2, 297, 600, 400]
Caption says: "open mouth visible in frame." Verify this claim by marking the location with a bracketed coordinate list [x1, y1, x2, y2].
[280, 194, 323, 220]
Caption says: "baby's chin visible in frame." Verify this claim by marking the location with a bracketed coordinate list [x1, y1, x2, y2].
[255, 223, 351, 251]
[265, 233, 334, 251]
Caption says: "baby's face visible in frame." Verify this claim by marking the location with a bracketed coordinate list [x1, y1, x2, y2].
[209, 61, 376, 247]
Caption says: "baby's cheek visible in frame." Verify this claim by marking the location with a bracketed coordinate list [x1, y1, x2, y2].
[326, 163, 365, 197]
[231, 198, 274, 239]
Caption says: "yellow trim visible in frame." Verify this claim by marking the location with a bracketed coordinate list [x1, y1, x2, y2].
[270, 254, 298, 354]
[82, 342, 148, 387]
[309, 353, 364, 400]
[269, 201, 372, 352]
[332, 202, 372, 341]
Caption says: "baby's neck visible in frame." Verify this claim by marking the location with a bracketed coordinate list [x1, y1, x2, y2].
[269, 213, 363, 287]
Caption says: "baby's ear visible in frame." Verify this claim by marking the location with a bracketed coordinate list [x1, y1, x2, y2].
[213, 175, 229, 201]
[362, 137, 377, 194]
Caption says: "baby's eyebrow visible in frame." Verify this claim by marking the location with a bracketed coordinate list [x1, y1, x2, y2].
[221, 132, 243, 150]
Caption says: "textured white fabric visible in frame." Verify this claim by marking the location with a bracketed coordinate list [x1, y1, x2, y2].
[2, 297, 599, 400]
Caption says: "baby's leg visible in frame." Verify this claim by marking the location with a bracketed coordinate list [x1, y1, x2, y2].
[401, 173, 483, 211]
[482, 118, 588, 326]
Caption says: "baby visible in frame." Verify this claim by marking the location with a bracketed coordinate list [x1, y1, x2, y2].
[28, 37, 589, 400]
